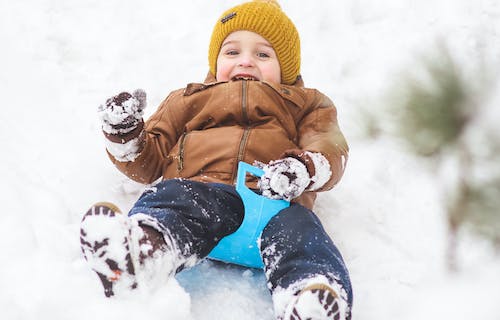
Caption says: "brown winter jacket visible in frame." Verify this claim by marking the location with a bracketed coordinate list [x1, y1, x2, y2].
[106, 75, 348, 209]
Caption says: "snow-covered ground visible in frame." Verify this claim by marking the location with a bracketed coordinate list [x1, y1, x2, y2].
[1, 0, 499, 319]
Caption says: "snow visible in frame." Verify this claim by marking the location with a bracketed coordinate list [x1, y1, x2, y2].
[104, 136, 143, 162]
[1, 0, 499, 319]
[281, 280, 347, 320]
[272, 275, 350, 319]
[260, 157, 311, 201]
[304, 151, 332, 191]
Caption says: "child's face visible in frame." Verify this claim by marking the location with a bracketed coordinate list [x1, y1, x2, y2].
[216, 30, 281, 84]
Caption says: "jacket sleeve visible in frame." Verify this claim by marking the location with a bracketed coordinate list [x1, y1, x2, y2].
[105, 89, 185, 184]
[286, 90, 349, 191]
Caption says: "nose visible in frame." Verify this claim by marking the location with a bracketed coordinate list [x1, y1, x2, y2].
[237, 53, 255, 68]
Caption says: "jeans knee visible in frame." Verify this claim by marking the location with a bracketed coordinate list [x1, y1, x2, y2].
[261, 204, 321, 244]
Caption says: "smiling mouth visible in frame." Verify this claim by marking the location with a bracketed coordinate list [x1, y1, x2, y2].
[231, 75, 259, 81]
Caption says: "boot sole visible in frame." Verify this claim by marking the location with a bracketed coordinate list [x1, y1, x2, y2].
[80, 203, 137, 297]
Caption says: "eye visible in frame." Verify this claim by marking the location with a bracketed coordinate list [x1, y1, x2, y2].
[257, 52, 270, 58]
[225, 49, 239, 56]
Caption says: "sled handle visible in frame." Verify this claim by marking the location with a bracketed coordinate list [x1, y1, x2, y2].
[236, 161, 264, 194]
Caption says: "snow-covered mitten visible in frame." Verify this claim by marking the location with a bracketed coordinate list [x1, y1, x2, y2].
[257, 151, 332, 201]
[258, 157, 311, 201]
[98, 89, 147, 161]
[282, 284, 349, 320]
[80, 202, 171, 297]
[98, 89, 147, 135]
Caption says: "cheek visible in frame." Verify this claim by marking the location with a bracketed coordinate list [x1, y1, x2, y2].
[261, 63, 281, 83]
[216, 58, 231, 82]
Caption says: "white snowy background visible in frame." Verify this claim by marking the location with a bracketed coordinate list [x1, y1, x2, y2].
[1, 0, 499, 319]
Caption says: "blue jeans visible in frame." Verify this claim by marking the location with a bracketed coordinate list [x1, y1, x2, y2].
[128, 179, 353, 308]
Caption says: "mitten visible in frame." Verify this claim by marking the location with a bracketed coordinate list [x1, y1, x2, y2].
[99, 89, 147, 162]
[257, 151, 332, 201]
[258, 157, 310, 201]
[98, 89, 147, 135]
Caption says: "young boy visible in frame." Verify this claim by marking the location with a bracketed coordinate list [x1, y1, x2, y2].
[80, 1, 352, 319]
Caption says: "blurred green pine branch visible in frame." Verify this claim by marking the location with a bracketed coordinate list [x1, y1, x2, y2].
[380, 41, 500, 268]
[396, 48, 472, 157]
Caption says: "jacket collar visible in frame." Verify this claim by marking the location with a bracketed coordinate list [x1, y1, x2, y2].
[182, 72, 306, 106]
[203, 71, 305, 87]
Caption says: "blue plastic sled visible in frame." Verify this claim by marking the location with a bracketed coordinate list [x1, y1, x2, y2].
[208, 162, 290, 269]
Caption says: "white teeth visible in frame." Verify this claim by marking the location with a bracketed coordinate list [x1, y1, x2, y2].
[232, 76, 257, 81]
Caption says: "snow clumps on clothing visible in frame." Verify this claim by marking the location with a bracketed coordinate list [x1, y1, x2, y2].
[272, 274, 350, 320]
[260, 157, 311, 201]
[305, 151, 332, 191]
[104, 135, 144, 162]
[259, 152, 332, 201]
[81, 209, 194, 296]
[98, 89, 147, 135]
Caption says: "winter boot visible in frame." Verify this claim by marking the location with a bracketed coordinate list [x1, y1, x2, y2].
[282, 284, 347, 320]
[80, 202, 169, 297]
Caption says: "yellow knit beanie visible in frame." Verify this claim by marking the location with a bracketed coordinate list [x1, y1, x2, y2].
[208, 0, 301, 85]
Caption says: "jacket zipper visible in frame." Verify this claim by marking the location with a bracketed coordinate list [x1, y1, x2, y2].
[233, 80, 250, 184]
[177, 132, 187, 172]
